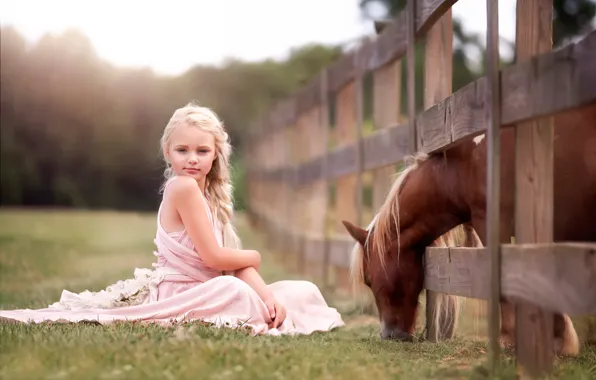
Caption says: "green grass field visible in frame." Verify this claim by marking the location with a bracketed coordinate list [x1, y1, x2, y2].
[0, 209, 594, 379]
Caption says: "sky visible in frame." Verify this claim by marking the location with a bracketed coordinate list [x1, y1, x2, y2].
[0, 0, 517, 76]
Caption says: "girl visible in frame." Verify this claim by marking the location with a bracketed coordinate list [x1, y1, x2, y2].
[0, 103, 345, 335]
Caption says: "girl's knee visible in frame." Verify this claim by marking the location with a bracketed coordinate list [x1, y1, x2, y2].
[273, 280, 323, 300]
[216, 275, 254, 298]
[299, 280, 322, 295]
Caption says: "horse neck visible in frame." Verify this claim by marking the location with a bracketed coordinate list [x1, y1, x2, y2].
[372, 153, 469, 254]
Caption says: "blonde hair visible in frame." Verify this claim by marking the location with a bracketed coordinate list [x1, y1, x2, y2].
[160, 101, 242, 250]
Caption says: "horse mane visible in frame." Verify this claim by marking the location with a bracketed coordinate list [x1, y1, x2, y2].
[349, 151, 483, 292]
[349, 152, 429, 290]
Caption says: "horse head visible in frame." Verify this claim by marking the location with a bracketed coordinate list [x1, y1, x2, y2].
[342, 218, 423, 342]
[341, 151, 477, 342]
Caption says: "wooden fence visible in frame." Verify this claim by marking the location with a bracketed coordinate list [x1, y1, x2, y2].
[243, 0, 596, 377]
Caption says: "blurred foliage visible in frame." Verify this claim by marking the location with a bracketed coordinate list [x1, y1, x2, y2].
[0, 26, 341, 211]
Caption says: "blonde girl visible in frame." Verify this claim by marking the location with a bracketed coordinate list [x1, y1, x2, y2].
[0, 103, 344, 335]
[158, 102, 287, 328]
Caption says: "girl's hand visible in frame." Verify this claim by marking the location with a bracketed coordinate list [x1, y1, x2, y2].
[264, 297, 287, 329]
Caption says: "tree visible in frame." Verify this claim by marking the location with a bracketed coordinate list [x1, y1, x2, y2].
[358, 0, 596, 46]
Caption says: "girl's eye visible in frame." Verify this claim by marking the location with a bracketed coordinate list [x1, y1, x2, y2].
[199, 149, 210, 153]
[176, 149, 186, 153]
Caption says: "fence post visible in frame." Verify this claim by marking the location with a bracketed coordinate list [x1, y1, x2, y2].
[422, 7, 455, 343]
[253, 117, 265, 229]
[286, 108, 302, 273]
[514, 0, 555, 377]
[330, 54, 363, 292]
[271, 121, 282, 252]
[485, 0, 502, 374]
[298, 85, 329, 281]
[263, 120, 272, 241]
[406, 0, 417, 154]
[371, 58, 402, 215]
[319, 70, 331, 290]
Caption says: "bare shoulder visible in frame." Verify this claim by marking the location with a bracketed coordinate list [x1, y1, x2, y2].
[167, 176, 205, 205]
[167, 176, 200, 195]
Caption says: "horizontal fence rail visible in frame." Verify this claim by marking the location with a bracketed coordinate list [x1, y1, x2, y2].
[249, 31, 596, 183]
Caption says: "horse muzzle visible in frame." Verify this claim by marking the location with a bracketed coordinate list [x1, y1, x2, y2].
[380, 325, 414, 342]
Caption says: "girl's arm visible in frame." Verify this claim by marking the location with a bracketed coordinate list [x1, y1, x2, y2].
[170, 176, 260, 271]
[233, 266, 273, 303]
[234, 266, 287, 328]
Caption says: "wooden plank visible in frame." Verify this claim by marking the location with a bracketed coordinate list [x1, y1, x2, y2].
[327, 0, 456, 95]
[328, 52, 357, 99]
[423, 244, 596, 316]
[270, 122, 408, 183]
[407, 0, 417, 154]
[375, 0, 457, 37]
[354, 44, 368, 227]
[319, 69, 332, 289]
[294, 234, 306, 274]
[364, 0, 457, 73]
[513, 1, 555, 377]
[418, 30, 596, 152]
[303, 235, 327, 264]
[301, 101, 329, 280]
[302, 123, 409, 181]
[287, 115, 303, 272]
[485, 0, 502, 374]
[282, 165, 296, 186]
[363, 124, 410, 170]
[424, 247, 486, 298]
[296, 73, 323, 116]
[364, 56, 400, 310]
[327, 143, 358, 179]
[416, 0, 459, 36]
[371, 59, 402, 214]
[501, 31, 596, 127]
[328, 236, 354, 268]
[261, 128, 273, 244]
[372, 61, 402, 131]
[296, 156, 325, 184]
[267, 97, 297, 134]
[422, 8, 453, 343]
[332, 74, 360, 290]
[294, 110, 314, 273]
[254, 30, 596, 183]
[271, 127, 285, 251]
[264, 101, 280, 135]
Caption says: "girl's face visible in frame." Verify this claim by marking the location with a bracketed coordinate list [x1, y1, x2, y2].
[164, 125, 217, 187]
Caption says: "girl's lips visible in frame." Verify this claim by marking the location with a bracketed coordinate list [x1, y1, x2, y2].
[185, 168, 199, 173]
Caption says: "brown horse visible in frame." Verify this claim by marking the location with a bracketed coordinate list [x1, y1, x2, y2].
[342, 103, 596, 356]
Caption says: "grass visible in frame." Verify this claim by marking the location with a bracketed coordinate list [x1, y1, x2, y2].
[1, 209, 595, 379]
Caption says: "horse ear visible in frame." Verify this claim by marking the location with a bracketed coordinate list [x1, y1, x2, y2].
[341, 220, 368, 247]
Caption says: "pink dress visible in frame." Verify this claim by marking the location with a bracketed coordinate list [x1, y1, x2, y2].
[0, 178, 345, 336]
